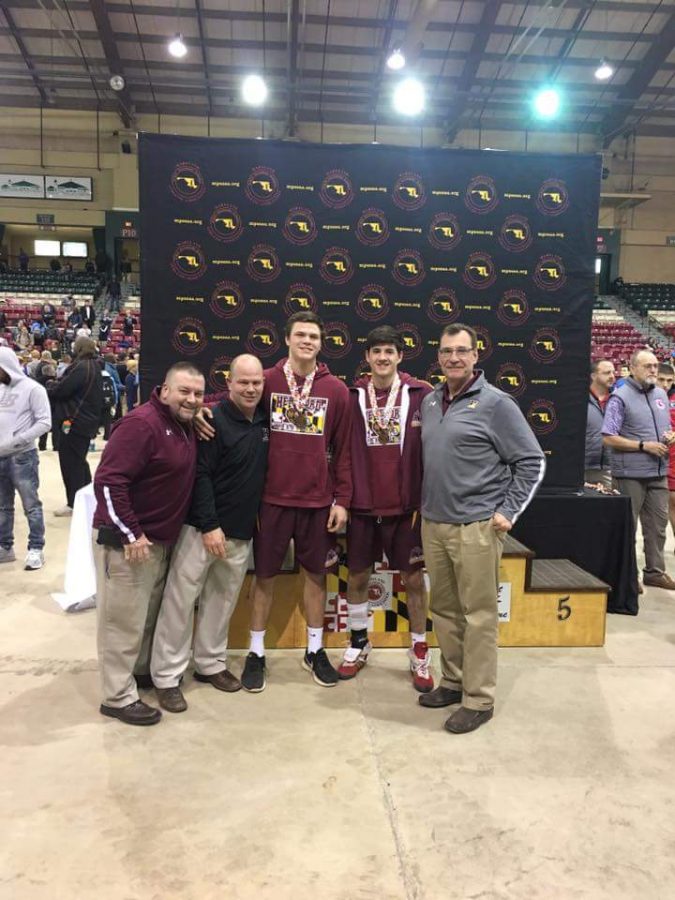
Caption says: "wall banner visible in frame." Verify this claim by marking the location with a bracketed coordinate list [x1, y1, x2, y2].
[139, 134, 601, 490]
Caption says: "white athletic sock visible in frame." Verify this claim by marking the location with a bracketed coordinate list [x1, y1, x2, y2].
[307, 626, 323, 654]
[411, 632, 427, 647]
[249, 630, 266, 657]
[347, 601, 369, 632]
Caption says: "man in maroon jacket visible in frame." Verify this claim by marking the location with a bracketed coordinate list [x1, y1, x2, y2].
[243, 312, 352, 691]
[338, 325, 433, 690]
[93, 361, 205, 726]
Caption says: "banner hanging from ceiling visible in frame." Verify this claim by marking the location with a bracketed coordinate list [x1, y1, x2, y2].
[139, 134, 600, 490]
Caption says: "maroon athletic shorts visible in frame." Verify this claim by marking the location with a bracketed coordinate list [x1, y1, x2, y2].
[253, 502, 339, 578]
[347, 512, 424, 573]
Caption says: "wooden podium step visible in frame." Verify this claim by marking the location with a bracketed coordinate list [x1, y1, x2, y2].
[226, 533, 609, 650]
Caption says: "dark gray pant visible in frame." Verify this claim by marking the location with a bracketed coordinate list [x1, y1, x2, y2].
[616, 477, 668, 576]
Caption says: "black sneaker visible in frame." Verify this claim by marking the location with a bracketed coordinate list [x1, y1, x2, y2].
[302, 648, 339, 687]
[241, 652, 266, 693]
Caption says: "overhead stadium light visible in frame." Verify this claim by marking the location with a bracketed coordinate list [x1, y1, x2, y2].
[594, 60, 614, 81]
[387, 48, 406, 71]
[393, 78, 425, 116]
[532, 87, 561, 119]
[242, 74, 268, 107]
[109, 74, 125, 92]
[168, 33, 188, 59]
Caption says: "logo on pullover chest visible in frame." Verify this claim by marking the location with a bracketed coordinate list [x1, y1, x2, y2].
[271, 393, 328, 435]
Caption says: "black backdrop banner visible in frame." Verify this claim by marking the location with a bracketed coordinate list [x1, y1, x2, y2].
[139, 134, 601, 490]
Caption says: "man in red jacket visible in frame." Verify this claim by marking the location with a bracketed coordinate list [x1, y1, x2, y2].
[242, 312, 352, 691]
[338, 325, 433, 690]
[93, 361, 205, 726]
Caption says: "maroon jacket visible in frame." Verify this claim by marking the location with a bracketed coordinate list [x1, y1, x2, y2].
[93, 389, 197, 545]
[262, 359, 352, 508]
[350, 372, 431, 514]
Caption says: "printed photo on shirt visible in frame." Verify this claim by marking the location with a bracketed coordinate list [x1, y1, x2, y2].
[366, 406, 402, 447]
[271, 392, 329, 435]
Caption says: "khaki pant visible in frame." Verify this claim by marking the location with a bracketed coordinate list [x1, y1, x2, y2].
[421, 518, 504, 710]
[151, 525, 251, 688]
[615, 476, 668, 576]
[95, 542, 171, 708]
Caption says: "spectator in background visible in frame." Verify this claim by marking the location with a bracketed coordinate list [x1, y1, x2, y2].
[26, 349, 41, 377]
[603, 349, 675, 591]
[98, 309, 113, 344]
[41, 301, 56, 326]
[585, 359, 616, 490]
[19, 248, 29, 274]
[108, 278, 122, 313]
[16, 325, 33, 352]
[61, 294, 75, 311]
[50, 258, 62, 273]
[0, 347, 51, 570]
[30, 317, 46, 350]
[0, 309, 6, 333]
[615, 363, 630, 388]
[102, 353, 122, 440]
[657, 363, 675, 541]
[125, 359, 139, 412]
[120, 253, 132, 285]
[63, 262, 73, 275]
[122, 312, 135, 338]
[47, 336, 104, 517]
[85, 258, 95, 275]
[56, 353, 71, 379]
[67, 308, 83, 330]
[81, 301, 96, 331]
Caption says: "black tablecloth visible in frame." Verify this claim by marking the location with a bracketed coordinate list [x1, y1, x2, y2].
[512, 489, 639, 616]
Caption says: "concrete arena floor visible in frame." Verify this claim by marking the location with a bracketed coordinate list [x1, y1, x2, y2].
[1, 450, 675, 900]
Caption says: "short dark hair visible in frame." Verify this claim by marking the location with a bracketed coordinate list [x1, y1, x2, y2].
[591, 358, 613, 375]
[284, 311, 325, 340]
[365, 325, 404, 353]
[658, 363, 674, 376]
[164, 361, 204, 383]
[440, 323, 478, 349]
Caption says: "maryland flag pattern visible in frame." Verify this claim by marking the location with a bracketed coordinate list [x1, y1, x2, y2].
[325, 560, 433, 633]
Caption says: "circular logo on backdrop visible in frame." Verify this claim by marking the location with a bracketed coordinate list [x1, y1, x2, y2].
[536, 179, 569, 216]
[463, 251, 496, 289]
[428, 213, 461, 251]
[465, 175, 499, 214]
[368, 574, 390, 608]
[247, 320, 280, 356]
[392, 249, 425, 286]
[496, 362, 527, 397]
[172, 317, 207, 355]
[530, 328, 562, 364]
[284, 283, 318, 316]
[171, 241, 207, 280]
[170, 162, 206, 202]
[357, 284, 389, 321]
[497, 290, 530, 327]
[533, 255, 566, 291]
[210, 281, 244, 319]
[208, 204, 244, 242]
[246, 244, 281, 283]
[353, 358, 371, 382]
[527, 399, 558, 435]
[398, 323, 423, 360]
[393, 173, 426, 211]
[498, 215, 533, 253]
[425, 363, 446, 386]
[356, 209, 390, 246]
[427, 288, 460, 324]
[282, 208, 317, 245]
[320, 170, 354, 208]
[209, 356, 233, 393]
[473, 325, 493, 363]
[320, 247, 354, 284]
[245, 167, 281, 205]
[322, 321, 352, 358]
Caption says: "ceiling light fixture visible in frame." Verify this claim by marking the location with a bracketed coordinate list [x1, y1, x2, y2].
[242, 74, 268, 106]
[393, 78, 425, 116]
[168, 33, 188, 59]
[109, 74, 125, 92]
[386, 49, 406, 71]
[532, 87, 561, 119]
[594, 60, 614, 81]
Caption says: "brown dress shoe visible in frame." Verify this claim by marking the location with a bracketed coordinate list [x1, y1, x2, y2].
[418, 685, 463, 708]
[156, 686, 188, 713]
[643, 573, 675, 590]
[193, 669, 242, 692]
[444, 706, 493, 734]
[100, 699, 162, 726]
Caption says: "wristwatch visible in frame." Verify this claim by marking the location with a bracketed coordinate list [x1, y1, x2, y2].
[639, 441, 644, 452]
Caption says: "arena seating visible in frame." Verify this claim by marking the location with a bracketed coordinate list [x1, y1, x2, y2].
[621, 282, 675, 317]
[0, 271, 99, 302]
